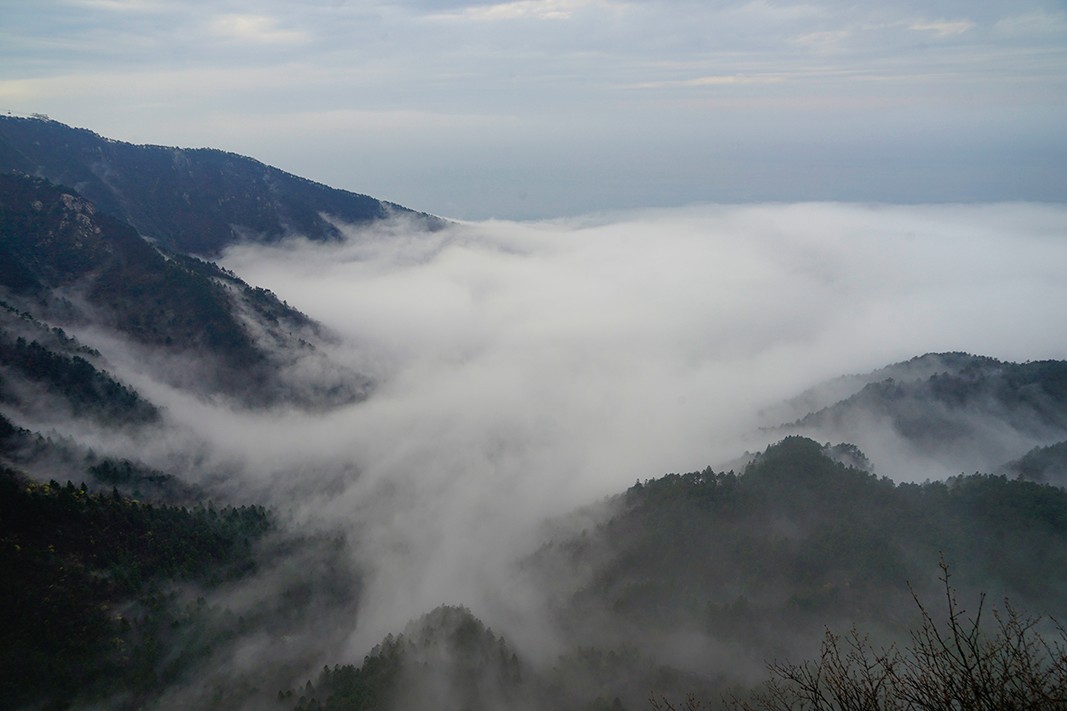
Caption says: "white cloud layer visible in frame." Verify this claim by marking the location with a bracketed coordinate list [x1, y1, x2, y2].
[190, 201, 1067, 654]
[429, 0, 623, 23]
[910, 19, 975, 37]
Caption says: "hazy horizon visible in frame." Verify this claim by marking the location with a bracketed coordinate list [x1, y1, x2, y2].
[3, 1, 1065, 219]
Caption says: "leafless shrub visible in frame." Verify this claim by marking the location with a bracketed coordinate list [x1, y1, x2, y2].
[728, 560, 1067, 710]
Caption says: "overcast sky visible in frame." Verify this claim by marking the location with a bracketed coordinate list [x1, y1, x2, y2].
[2, 0, 1066, 218]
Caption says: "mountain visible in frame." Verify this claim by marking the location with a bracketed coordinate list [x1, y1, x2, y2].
[0, 173, 367, 408]
[0, 166, 374, 711]
[0, 464, 362, 711]
[517, 435, 1067, 709]
[284, 606, 526, 711]
[273, 436, 1067, 711]
[1002, 439, 1067, 488]
[775, 353, 1067, 479]
[9, 430, 1066, 710]
[0, 116, 445, 256]
[0, 309, 159, 428]
[767, 352, 1000, 423]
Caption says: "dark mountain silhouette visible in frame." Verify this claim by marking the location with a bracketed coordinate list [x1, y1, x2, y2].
[0, 464, 273, 710]
[0, 326, 159, 427]
[0, 116, 445, 256]
[0, 173, 368, 407]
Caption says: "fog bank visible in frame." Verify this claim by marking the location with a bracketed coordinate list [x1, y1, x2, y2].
[196, 201, 1067, 657]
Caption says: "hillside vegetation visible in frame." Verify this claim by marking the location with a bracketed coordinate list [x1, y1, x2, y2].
[0, 116, 444, 256]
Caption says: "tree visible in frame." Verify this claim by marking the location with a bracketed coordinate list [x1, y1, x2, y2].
[728, 561, 1067, 710]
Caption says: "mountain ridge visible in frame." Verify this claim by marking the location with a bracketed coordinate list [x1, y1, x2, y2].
[0, 116, 446, 256]
[0, 173, 369, 408]
[769, 352, 1067, 480]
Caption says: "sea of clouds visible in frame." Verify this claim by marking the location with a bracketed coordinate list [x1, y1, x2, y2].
[43, 199, 1060, 674]
[172, 201, 1063, 656]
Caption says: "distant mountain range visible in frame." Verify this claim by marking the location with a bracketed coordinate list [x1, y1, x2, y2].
[0, 116, 445, 256]
[766, 352, 1067, 485]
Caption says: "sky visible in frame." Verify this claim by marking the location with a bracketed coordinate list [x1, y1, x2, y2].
[2, 0, 1066, 219]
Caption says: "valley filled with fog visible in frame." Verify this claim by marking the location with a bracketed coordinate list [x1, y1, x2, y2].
[149, 201, 1067, 663]
[4, 168, 1067, 709]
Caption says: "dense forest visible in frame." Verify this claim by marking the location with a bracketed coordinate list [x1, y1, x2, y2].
[0, 328, 159, 426]
[262, 437, 1067, 711]
[0, 466, 271, 709]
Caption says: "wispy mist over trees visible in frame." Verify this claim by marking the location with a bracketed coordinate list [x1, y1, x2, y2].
[0, 467, 271, 708]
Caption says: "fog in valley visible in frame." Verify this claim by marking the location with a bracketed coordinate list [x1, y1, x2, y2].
[7, 198, 1067, 709]
[52, 201, 1054, 666]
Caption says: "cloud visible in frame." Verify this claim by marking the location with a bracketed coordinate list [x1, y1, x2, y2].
[210, 107, 516, 136]
[909, 19, 975, 38]
[995, 10, 1067, 36]
[21, 200, 1063, 681]
[791, 29, 852, 51]
[6, 1, 1065, 218]
[428, 0, 625, 23]
[61, 0, 164, 10]
[627, 74, 786, 89]
[732, 0, 826, 23]
[208, 13, 309, 45]
[0, 63, 370, 110]
[198, 202, 1067, 656]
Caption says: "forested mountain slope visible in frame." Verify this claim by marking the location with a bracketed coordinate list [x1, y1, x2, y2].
[1002, 439, 1067, 488]
[542, 437, 1067, 633]
[0, 173, 367, 407]
[287, 437, 1067, 711]
[777, 353, 1067, 480]
[770, 352, 999, 422]
[0, 465, 272, 709]
[0, 116, 445, 256]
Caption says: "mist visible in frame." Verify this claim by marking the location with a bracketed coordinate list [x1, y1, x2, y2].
[38, 200, 1065, 692]
[114, 201, 1037, 658]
